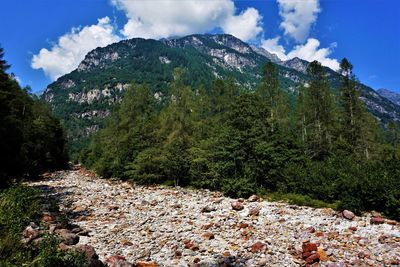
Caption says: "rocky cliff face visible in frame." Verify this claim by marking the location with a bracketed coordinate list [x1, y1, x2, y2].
[377, 88, 400, 106]
[42, 34, 400, 154]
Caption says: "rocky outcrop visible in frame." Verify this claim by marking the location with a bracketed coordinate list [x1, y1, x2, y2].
[28, 169, 400, 267]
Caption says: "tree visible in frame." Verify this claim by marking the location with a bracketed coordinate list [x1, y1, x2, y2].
[257, 62, 289, 133]
[298, 60, 337, 159]
[338, 58, 378, 160]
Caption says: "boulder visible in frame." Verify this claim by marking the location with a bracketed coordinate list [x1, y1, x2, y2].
[302, 241, 317, 253]
[55, 229, 79, 245]
[370, 217, 385, 224]
[231, 201, 244, 211]
[342, 210, 355, 220]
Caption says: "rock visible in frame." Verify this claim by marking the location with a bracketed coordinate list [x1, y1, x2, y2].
[106, 255, 133, 267]
[239, 223, 249, 229]
[370, 217, 385, 224]
[23, 225, 40, 239]
[306, 227, 316, 233]
[302, 241, 318, 253]
[248, 207, 260, 216]
[342, 210, 355, 220]
[386, 219, 397, 225]
[202, 232, 215, 240]
[251, 241, 267, 253]
[75, 245, 104, 267]
[201, 223, 214, 230]
[42, 214, 56, 223]
[135, 261, 159, 267]
[304, 252, 320, 264]
[348, 226, 357, 231]
[317, 247, 328, 261]
[248, 195, 258, 202]
[231, 201, 244, 211]
[55, 229, 79, 245]
[201, 205, 217, 212]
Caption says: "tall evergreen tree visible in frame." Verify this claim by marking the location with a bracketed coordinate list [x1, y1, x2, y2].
[257, 62, 289, 133]
[338, 58, 378, 160]
[298, 60, 337, 159]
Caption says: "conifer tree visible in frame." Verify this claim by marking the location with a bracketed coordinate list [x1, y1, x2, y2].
[257, 62, 289, 133]
[299, 60, 336, 159]
[338, 58, 378, 160]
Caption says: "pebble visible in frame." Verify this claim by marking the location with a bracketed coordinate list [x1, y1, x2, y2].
[28, 170, 400, 267]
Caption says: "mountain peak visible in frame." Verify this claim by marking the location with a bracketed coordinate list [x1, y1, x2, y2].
[377, 88, 400, 106]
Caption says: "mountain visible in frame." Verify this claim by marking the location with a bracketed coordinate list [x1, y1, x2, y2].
[377, 88, 400, 106]
[41, 34, 400, 154]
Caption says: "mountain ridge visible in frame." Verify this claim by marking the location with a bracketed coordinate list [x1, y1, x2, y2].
[41, 34, 400, 154]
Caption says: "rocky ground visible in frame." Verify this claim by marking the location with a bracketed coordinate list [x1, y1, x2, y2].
[28, 169, 400, 267]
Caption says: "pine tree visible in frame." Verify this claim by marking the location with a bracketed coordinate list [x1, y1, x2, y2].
[257, 62, 289, 133]
[338, 58, 378, 160]
[298, 60, 336, 159]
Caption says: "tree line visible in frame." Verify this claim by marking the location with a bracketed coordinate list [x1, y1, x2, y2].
[82, 58, 400, 219]
[0, 47, 68, 188]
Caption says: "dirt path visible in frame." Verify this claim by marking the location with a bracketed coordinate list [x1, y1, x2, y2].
[29, 169, 400, 266]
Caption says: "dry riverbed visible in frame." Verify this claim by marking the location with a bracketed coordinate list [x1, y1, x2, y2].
[29, 169, 400, 267]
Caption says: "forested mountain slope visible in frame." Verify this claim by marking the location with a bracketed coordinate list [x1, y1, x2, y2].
[41, 34, 400, 155]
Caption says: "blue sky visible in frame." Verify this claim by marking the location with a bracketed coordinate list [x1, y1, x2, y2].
[1, 0, 399, 93]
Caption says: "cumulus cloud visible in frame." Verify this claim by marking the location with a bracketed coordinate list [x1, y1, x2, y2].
[261, 37, 287, 60]
[31, 17, 120, 80]
[287, 38, 339, 70]
[262, 37, 339, 70]
[111, 0, 262, 41]
[221, 8, 263, 41]
[277, 0, 320, 43]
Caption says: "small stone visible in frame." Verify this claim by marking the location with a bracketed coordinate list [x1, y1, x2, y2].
[202, 232, 215, 240]
[193, 258, 201, 263]
[306, 227, 316, 233]
[136, 261, 158, 267]
[201, 205, 217, 213]
[386, 219, 397, 225]
[248, 194, 259, 202]
[251, 241, 267, 253]
[315, 231, 324, 237]
[174, 250, 182, 258]
[317, 247, 328, 261]
[370, 217, 385, 224]
[248, 207, 260, 216]
[239, 223, 249, 229]
[201, 223, 214, 230]
[42, 214, 56, 223]
[231, 201, 244, 211]
[305, 252, 320, 264]
[342, 210, 355, 220]
[302, 241, 318, 253]
[348, 226, 357, 231]
[106, 255, 133, 267]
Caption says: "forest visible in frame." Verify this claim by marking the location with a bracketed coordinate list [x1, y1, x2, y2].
[81, 58, 400, 220]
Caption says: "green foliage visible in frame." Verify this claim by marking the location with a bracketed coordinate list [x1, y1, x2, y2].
[0, 48, 68, 187]
[84, 60, 400, 220]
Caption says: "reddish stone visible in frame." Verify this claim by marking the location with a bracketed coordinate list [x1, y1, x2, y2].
[302, 241, 318, 253]
[315, 231, 324, 237]
[349, 226, 357, 231]
[304, 252, 320, 264]
[174, 250, 182, 258]
[306, 227, 316, 233]
[231, 201, 244, 211]
[239, 223, 249, 229]
[193, 258, 201, 263]
[370, 217, 385, 224]
[136, 261, 158, 267]
[251, 241, 267, 253]
[342, 210, 355, 220]
[202, 232, 215, 240]
[201, 223, 214, 230]
[42, 214, 55, 223]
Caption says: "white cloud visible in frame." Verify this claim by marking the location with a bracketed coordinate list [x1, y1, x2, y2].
[287, 38, 339, 70]
[31, 17, 120, 80]
[112, 0, 262, 41]
[261, 37, 287, 60]
[277, 0, 320, 43]
[222, 8, 263, 41]
[261, 37, 339, 70]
